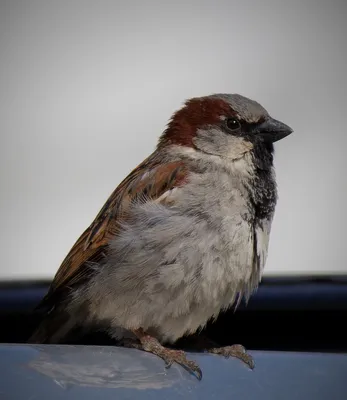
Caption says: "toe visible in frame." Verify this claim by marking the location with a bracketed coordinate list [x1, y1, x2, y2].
[208, 344, 255, 370]
[167, 350, 202, 380]
[186, 360, 203, 380]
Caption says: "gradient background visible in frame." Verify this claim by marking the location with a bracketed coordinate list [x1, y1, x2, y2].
[0, 0, 346, 280]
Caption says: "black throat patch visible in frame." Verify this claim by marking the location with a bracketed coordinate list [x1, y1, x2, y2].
[250, 140, 277, 222]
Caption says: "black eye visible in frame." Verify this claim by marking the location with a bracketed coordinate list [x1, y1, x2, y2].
[226, 117, 241, 131]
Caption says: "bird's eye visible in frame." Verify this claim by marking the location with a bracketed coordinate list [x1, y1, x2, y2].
[226, 117, 241, 131]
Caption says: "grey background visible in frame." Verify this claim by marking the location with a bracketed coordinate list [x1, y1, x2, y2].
[0, 0, 346, 280]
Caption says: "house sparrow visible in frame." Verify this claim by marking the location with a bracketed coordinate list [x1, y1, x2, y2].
[29, 93, 293, 380]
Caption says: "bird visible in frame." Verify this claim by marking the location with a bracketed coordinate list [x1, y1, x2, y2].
[28, 93, 293, 380]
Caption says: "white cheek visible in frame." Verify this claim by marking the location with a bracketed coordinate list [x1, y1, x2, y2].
[170, 143, 255, 178]
[227, 151, 254, 177]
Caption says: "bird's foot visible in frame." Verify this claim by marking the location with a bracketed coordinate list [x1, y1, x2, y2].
[125, 329, 202, 380]
[208, 344, 255, 369]
[177, 334, 254, 370]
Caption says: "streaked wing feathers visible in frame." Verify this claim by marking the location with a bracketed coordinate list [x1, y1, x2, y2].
[42, 157, 189, 304]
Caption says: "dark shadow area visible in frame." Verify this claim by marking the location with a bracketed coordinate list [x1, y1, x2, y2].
[0, 276, 346, 352]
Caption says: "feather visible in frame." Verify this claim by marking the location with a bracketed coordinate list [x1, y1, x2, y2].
[34, 155, 189, 312]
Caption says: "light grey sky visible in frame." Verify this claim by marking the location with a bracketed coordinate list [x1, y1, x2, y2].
[0, 0, 346, 280]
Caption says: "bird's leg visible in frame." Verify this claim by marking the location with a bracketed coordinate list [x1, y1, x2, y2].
[182, 334, 255, 370]
[121, 328, 202, 380]
[208, 344, 255, 369]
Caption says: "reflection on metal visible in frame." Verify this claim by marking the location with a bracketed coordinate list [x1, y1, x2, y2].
[1, 344, 347, 399]
[28, 345, 180, 390]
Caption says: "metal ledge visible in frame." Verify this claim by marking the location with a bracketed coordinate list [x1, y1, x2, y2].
[1, 344, 346, 399]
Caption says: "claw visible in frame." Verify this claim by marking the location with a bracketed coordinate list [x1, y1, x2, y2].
[209, 344, 255, 370]
[160, 348, 202, 379]
[129, 329, 203, 380]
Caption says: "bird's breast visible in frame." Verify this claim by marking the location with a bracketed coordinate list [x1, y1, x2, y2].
[169, 171, 267, 307]
[88, 167, 274, 342]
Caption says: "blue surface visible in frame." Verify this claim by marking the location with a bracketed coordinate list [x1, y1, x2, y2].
[0, 344, 346, 399]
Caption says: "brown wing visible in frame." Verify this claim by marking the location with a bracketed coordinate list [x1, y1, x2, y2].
[42, 155, 189, 305]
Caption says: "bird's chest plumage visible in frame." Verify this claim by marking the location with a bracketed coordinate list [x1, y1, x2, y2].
[90, 156, 277, 343]
[175, 171, 262, 307]
[125, 166, 276, 342]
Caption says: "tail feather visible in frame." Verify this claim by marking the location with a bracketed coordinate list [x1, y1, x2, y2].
[28, 309, 76, 344]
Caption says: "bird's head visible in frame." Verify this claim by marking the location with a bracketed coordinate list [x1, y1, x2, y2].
[158, 93, 293, 160]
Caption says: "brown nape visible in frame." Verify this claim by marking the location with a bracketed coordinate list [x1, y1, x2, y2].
[158, 97, 233, 148]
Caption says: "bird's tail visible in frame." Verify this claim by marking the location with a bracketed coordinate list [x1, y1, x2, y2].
[28, 307, 76, 344]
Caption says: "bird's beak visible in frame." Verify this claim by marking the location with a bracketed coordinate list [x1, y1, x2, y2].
[255, 117, 293, 143]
